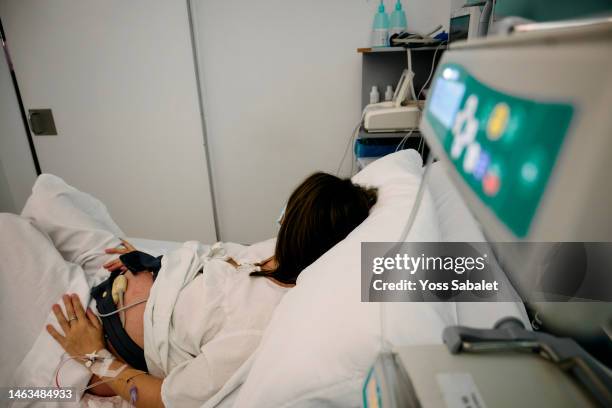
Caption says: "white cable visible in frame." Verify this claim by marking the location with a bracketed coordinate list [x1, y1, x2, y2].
[336, 111, 366, 176]
[81, 377, 117, 393]
[399, 153, 434, 241]
[379, 154, 435, 353]
[395, 41, 447, 154]
[118, 295, 126, 326]
[395, 128, 415, 152]
[406, 49, 417, 101]
[416, 41, 447, 103]
[418, 134, 425, 157]
[96, 298, 148, 318]
[380, 41, 446, 355]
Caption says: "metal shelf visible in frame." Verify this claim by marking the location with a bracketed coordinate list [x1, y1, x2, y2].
[357, 44, 447, 53]
[358, 129, 420, 139]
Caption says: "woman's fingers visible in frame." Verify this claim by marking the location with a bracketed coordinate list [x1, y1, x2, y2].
[46, 324, 66, 346]
[71, 294, 87, 321]
[103, 259, 127, 272]
[103, 259, 116, 268]
[86, 308, 101, 329]
[120, 239, 135, 251]
[104, 239, 135, 260]
[52, 303, 70, 333]
[105, 247, 127, 255]
[62, 294, 77, 324]
[103, 258, 123, 270]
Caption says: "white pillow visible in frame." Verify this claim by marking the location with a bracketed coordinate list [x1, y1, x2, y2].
[232, 150, 449, 408]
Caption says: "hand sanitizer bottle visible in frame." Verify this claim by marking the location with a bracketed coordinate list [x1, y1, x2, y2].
[385, 85, 394, 101]
[370, 86, 380, 104]
[371, 0, 389, 47]
[389, 0, 407, 37]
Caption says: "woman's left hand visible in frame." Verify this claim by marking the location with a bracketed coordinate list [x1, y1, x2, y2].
[47, 294, 105, 362]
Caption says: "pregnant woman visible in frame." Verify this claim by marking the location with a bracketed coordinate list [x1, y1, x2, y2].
[43, 172, 377, 407]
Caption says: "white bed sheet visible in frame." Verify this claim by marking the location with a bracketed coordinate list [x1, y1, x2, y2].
[128, 237, 183, 256]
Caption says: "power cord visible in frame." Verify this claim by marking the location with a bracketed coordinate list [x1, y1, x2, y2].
[336, 111, 366, 177]
[379, 153, 435, 353]
[396, 41, 447, 153]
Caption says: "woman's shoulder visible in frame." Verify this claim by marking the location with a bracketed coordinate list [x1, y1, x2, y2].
[223, 238, 277, 265]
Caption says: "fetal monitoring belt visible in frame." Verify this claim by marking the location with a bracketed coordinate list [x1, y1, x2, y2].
[91, 269, 149, 371]
[91, 251, 162, 371]
[91, 250, 162, 371]
[91, 270, 147, 371]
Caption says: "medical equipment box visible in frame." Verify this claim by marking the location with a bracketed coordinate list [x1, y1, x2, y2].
[363, 345, 596, 408]
[363, 103, 421, 132]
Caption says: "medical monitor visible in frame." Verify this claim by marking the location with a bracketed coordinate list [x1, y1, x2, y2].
[450, 5, 484, 42]
[419, 19, 612, 337]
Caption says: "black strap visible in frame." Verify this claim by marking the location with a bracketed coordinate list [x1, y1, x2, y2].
[119, 251, 163, 279]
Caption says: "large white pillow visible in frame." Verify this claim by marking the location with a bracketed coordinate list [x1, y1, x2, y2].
[232, 150, 453, 408]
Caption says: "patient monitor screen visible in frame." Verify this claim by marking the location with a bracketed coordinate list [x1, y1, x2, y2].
[450, 14, 470, 42]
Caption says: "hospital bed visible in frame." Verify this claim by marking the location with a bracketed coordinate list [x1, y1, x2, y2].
[0, 148, 519, 408]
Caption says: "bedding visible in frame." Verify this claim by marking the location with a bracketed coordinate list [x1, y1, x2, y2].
[3, 174, 285, 408]
[0, 219, 182, 408]
[213, 150, 528, 408]
[0, 174, 132, 407]
[1, 173, 128, 407]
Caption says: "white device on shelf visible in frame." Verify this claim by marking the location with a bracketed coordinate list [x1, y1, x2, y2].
[449, 1, 494, 42]
[363, 69, 421, 132]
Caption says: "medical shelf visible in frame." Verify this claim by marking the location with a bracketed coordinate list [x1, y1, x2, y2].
[355, 45, 443, 170]
[358, 46, 444, 111]
[357, 129, 418, 139]
[357, 46, 406, 53]
[357, 45, 446, 53]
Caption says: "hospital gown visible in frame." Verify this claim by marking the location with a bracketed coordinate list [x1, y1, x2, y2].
[147, 239, 289, 407]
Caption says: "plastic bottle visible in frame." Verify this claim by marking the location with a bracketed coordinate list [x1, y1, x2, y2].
[371, 0, 389, 47]
[385, 85, 394, 101]
[389, 0, 407, 37]
[370, 86, 380, 104]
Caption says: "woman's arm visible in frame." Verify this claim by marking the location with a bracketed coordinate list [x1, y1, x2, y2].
[47, 293, 164, 408]
[92, 360, 163, 408]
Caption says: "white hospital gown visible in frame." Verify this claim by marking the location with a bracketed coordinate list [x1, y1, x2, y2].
[144, 238, 288, 407]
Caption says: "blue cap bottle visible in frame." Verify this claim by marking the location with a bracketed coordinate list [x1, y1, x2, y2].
[389, 0, 407, 36]
[371, 0, 389, 47]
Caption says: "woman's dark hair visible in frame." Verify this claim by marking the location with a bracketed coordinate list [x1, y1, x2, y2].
[251, 172, 377, 285]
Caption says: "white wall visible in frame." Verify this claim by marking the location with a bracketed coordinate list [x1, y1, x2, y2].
[1, 0, 217, 243]
[451, 0, 466, 14]
[0, 157, 16, 213]
[191, 0, 452, 243]
[0, 48, 37, 213]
